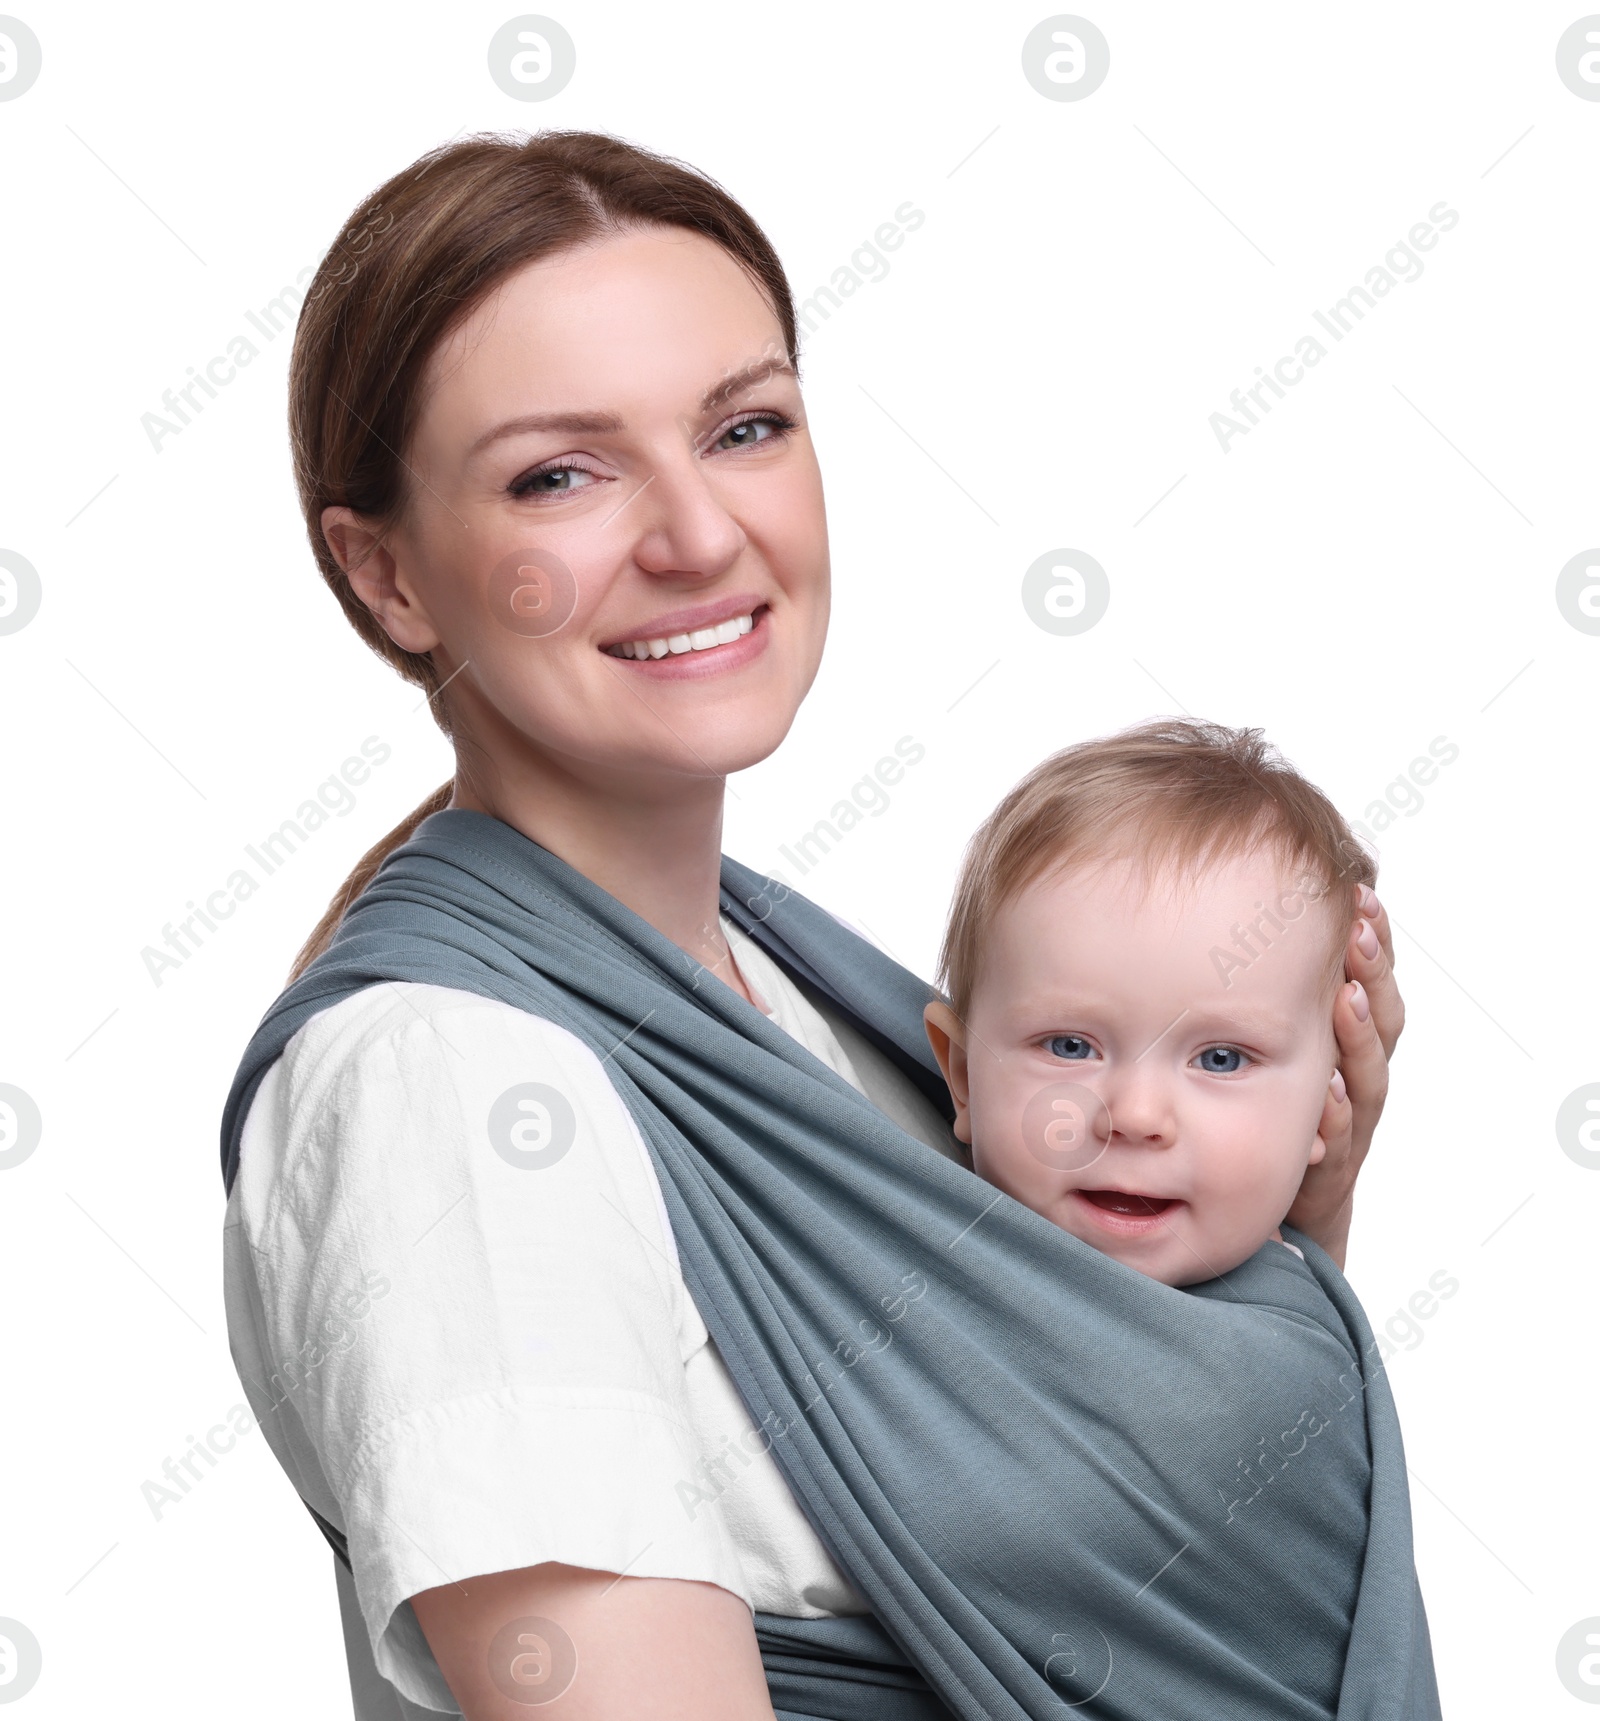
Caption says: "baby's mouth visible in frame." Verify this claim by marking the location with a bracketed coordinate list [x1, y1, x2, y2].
[1078, 1190, 1178, 1219]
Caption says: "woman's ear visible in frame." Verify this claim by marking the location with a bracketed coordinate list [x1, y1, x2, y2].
[923, 1000, 974, 1146]
[322, 505, 443, 655]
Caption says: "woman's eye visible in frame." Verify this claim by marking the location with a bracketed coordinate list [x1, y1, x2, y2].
[711, 412, 795, 453]
[1045, 1034, 1095, 1062]
[1195, 1045, 1249, 1074]
[509, 462, 600, 499]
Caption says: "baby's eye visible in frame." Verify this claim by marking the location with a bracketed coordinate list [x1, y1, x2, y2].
[1194, 1045, 1249, 1074]
[1045, 1034, 1095, 1061]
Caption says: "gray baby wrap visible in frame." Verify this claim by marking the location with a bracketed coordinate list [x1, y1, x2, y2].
[220, 809, 1440, 1720]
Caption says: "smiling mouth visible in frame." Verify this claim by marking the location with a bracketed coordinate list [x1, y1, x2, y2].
[602, 604, 767, 660]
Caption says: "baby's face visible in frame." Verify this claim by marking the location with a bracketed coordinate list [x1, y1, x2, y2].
[930, 849, 1341, 1288]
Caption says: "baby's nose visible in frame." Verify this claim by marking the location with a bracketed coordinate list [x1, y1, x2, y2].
[1104, 1075, 1177, 1146]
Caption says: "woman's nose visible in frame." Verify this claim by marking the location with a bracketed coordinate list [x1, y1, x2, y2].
[627, 452, 747, 582]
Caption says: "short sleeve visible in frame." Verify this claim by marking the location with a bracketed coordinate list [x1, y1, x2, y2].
[223, 984, 755, 1712]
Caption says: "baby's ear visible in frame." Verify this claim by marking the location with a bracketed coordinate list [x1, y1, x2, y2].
[922, 1001, 973, 1145]
[1307, 1074, 1335, 1166]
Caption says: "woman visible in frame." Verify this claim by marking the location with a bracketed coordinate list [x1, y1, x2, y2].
[220, 131, 1406, 1720]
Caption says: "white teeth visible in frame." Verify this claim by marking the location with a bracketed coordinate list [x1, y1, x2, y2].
[608, 611, 758, 659]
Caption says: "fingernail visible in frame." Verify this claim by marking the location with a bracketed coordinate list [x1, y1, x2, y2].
[1355, 919, 1380, 960]
[1349, 980, 1370, 1022]
[1357, 884, 1380, 918]
[1330, 1069, 1347, 1103]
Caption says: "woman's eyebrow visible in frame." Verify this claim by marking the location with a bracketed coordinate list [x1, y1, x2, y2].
[468, 409, 624, 457]
[466, 358, 798, 460]
[698, 356, 798, 415]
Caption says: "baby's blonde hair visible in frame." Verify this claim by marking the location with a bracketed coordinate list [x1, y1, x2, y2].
[937, 717, 1377, 1019]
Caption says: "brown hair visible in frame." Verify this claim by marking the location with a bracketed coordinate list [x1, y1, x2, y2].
[285, 130, 801, 981]
[936, 717, 1377, 1020]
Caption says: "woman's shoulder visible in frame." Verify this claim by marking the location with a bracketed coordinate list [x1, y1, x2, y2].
[273, 979, 596, 1070]
[252, 981, 634, 1136]
[233, 981, 684, 1283]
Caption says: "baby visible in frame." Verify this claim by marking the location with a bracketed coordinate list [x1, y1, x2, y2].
[922, 716, 1370, 1287]
[913, 718, 1442, 1716]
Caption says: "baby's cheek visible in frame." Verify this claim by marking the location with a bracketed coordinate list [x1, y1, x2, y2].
[1194, 1157, 1300, 1267]
[969, 1132, 1032, 1207]
[972, 1080, 1038, 1185]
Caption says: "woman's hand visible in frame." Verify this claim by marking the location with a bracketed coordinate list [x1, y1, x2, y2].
[1287, 886, 1404, 1268]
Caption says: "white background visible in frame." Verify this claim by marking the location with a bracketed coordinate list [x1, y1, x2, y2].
[1, 1, 1595, 1715]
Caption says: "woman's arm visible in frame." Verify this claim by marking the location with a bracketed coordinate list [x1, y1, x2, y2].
[1288, 886, 1404, 1266]
[412, 1564, 777, 1720]
[228, 988, 793, 1711]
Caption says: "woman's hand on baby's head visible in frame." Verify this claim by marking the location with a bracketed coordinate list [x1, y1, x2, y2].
[1348, 883, 1403, 1055]
[1286, 886, 1402, 1266]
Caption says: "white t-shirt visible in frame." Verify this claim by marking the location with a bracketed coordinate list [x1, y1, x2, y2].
[223, 915, 963, 1715]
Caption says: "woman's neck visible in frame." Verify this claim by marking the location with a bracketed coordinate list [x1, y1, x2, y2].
[448, 751, 757, 1004]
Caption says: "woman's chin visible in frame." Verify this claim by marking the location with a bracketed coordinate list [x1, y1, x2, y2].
[585, 705, 799, 785]
[667, 680, 809, 775]
[679, 709, 797, 778]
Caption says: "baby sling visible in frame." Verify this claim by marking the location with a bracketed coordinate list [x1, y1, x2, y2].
[220, 809, 1440, 1720]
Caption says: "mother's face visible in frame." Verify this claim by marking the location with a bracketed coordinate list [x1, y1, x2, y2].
[333, 226, 830, 789]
